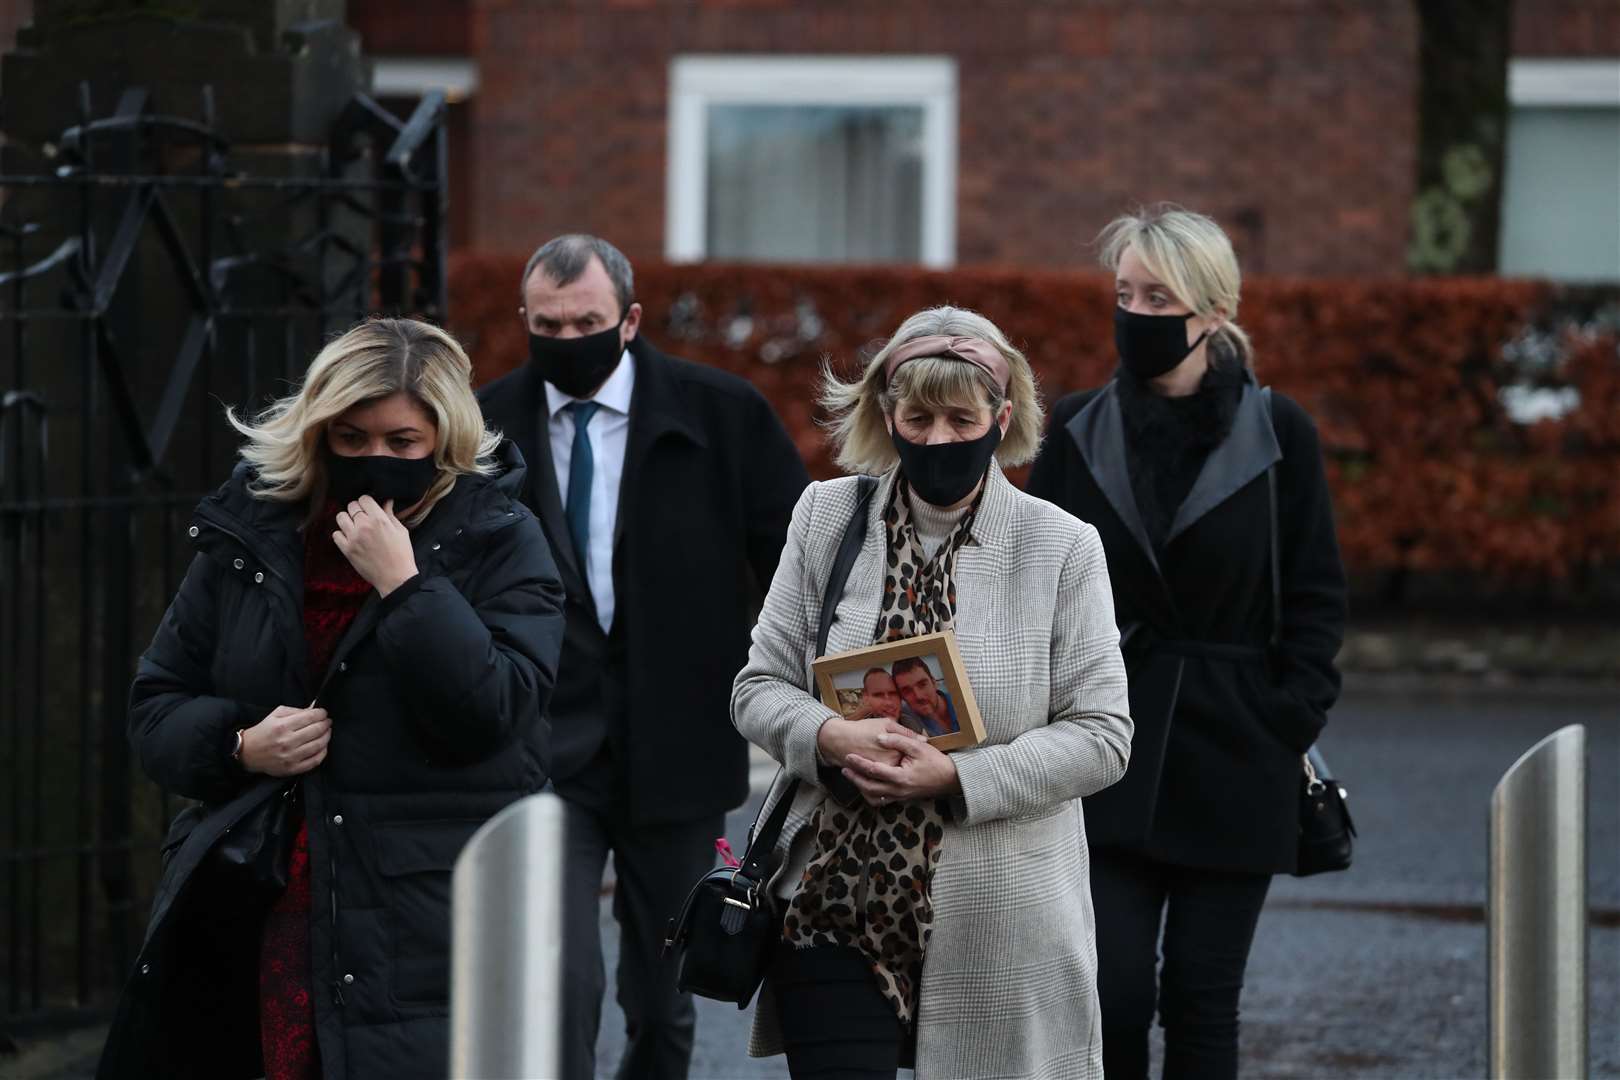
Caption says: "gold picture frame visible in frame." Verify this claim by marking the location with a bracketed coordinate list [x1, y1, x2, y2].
[811, 629, 986, 752]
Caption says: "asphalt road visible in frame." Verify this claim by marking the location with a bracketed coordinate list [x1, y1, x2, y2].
[594, 680, 1618, 1079]
[9, 680, 1615, 1079]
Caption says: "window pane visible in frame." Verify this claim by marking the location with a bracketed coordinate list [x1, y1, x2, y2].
[705, 105, 924, 263]
[1499, 106, 1620, 282]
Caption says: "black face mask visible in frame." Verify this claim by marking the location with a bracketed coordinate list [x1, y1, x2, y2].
[324, 450, 438, 509]
[891, 422, 1003, 509]
[1114, 307, 1210, 380]
[528, 320, 626, 399]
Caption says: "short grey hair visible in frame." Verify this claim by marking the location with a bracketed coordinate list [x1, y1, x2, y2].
[519, 234, 636, 318]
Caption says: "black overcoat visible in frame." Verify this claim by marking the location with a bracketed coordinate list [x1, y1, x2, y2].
[97, 442, 565, 1079]
[477, 335, 810, 825]
[1026, 377, 1347, 873]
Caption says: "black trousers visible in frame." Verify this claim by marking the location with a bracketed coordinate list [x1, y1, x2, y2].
[558, 793, 723, 1080]
[769, 943, 905, 1079]
[1091, 846, 1273, 1080]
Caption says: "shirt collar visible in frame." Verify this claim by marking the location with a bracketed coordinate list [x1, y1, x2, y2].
[544, 349, 636, 420]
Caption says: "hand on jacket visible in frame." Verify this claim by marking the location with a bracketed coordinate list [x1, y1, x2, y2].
[334, 495, 419, 596]
[817, 714, 909, 770]
[844, 729, 961, 805]
[240, 705, 331, 777]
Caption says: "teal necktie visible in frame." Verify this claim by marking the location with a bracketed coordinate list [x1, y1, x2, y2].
[564, 401, 601, 564]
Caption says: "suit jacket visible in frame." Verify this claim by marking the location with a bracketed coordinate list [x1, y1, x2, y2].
[1026, 376, 1347, 873]
[478, 335, 810, 824]
[733, 468, 1133, 1078]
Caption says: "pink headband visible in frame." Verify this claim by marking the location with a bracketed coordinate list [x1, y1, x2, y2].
[882, 335, 1011, 393]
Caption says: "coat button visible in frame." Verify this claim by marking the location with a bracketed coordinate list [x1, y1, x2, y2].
[253, 571, 265, 584]
[332, 814, 343, 825]
[430, 542, 441, 551]
[140, 963, 150, 975]
[338, 661, 347, 673]
[187, 526, 199, 538]
[232, 558, 244, 570]
[343, 973, 355, 985]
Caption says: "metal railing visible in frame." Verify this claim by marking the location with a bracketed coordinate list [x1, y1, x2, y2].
[0, 82, 448, 1025]
[1488, 723, 1588, 1079]
[450, 792, 567, 1080]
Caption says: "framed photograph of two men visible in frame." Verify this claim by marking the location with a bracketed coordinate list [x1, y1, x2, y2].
[812, 630, 986, 752]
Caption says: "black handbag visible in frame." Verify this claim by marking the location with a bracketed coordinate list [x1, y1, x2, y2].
[1296, 747, 1356, 876]
[1262, 389, 1356, 878]
[664, 779, 800, 1007]
[213, 781, 300, 892]
[663, 476, 878, 1007]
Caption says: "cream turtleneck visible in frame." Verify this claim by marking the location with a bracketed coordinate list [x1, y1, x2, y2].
[908, 492, 971, 559]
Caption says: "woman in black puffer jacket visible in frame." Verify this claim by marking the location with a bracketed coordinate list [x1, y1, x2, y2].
[98, 318, 564, 1080]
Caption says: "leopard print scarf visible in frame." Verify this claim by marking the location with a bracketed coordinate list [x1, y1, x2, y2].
[781, 477, 980, 1026]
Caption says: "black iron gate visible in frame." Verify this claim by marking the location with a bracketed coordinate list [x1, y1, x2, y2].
[0, 83, 448, 1027]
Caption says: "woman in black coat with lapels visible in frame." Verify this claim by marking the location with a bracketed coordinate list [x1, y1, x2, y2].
[1026, 206, 1347, 1079]
[97, 318, 565, 1080]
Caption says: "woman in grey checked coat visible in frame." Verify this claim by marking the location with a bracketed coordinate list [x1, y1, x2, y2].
[731, 306, 1134, 1079]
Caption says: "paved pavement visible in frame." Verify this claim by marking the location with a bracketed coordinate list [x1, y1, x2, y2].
[593, 680, 1618, 1079]
[8, 681, 1614, 1079]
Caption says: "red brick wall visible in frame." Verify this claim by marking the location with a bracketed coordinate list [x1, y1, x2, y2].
[0, 0, 30, 52]
[466, 0, 1421, 276]
[1513, 0, 1620, 56]
[349, 0, 473, 56]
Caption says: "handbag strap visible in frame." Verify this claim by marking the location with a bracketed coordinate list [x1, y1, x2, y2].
[1262, 388, 1321, 776]
[818, 476, 879, 657]
[739, 476, 879, 885]
[1260, 387, 1281, 660]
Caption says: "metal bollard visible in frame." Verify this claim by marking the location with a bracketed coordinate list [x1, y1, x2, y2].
[450, 792, 568, 1080]
[1488, 724, 1587, 1080]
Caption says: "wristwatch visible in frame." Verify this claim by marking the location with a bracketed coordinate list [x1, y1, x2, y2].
[230, 728, 246, 762]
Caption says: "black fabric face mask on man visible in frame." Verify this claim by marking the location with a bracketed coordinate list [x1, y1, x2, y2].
[528, 320, 626, 399]
[325, 450, 438, 508]
[1114, 306, 1211, 380]
[891, 421, 1003, 508]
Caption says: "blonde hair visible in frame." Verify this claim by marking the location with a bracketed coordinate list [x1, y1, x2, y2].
[1098, 204, 1254, 368]
[821, 306, 1044, 475]
[226, 318, 501, 525]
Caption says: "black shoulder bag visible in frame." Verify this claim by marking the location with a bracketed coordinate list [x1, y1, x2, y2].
[1262, 389, 1356, 877]
[663, 477, 878, 1007]
[213, 781, 300, 892]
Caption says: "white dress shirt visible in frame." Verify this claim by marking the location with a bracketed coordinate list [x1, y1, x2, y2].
[544, 351, 634, 632]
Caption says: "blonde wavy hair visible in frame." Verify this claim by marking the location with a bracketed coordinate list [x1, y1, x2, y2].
[226, 318, 501, 525]
[821, 306, 1044, 476]
[1098, 204, 1254, 368]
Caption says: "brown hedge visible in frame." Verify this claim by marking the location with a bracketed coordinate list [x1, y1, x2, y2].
[448, 253, 1620, 584]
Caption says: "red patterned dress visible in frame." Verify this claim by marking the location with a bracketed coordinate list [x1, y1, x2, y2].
[258, 506, 371, 1080]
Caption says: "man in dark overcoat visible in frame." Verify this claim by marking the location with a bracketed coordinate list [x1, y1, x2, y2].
[476, 234, 809, 1080]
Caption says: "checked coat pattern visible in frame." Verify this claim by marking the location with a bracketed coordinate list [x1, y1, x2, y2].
[732, 465, 1134, 1079]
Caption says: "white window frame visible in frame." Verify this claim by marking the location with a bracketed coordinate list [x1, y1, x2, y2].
[371, 57, 480, 103]
[1507, 58, 1620, 108]
[665, 55, 958, 267]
